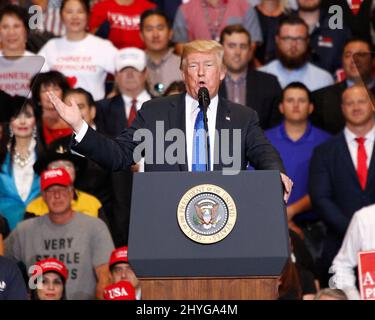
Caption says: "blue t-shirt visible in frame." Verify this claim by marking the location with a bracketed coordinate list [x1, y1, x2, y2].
[0, 256, 28, 300]
[265, 122, 331, 222]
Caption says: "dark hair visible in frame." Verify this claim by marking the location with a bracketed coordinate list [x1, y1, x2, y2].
[282, 82, 312, 102]
[64, 87, 95, 108]
[343, 37, 373, 53]
[140, 8, 171, 31]
[30, 71, 70, 107]
[163, 81, 186, 96]
[60, 0, 90, 16]
[220, 24, 251, 44]
[278, 257, 303, 300]
[0, 4, 29, 32]
[276, 15, 309, 36]
[0, 98, 46, 170]
[30, 271, 67, 301]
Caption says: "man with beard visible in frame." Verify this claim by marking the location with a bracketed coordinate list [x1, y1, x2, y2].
[259, 15, 334, 91]
[296, 0, 351, 75]
[218, 24, 282, 129]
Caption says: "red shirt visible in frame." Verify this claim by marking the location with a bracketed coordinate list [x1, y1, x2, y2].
[43, 125, 73, 145]
[89, 0, 156, 49]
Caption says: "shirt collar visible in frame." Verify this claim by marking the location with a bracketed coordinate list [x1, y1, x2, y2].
[226, 69, 247, 84]
[185, 92, 219, 114]
[122, 90, 151, 107]
[279, 121, 313, 143]
[147, 49, 174, 69]
[344, 125, 375, 142]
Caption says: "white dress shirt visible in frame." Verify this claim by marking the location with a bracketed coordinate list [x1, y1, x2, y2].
[185, 93, 218, 171]
[122, 90, 151, 120]
[330, 204, 375, 300]
[344, 126, 375, 169]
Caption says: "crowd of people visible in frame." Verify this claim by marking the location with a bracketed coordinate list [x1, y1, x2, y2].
[0, 0, 375, 300]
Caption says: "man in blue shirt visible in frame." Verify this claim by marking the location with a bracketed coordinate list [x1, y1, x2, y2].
[266, 82, 330, 260]
[0, 256, 28, 300]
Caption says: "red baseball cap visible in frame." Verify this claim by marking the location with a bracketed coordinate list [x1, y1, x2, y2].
[103, 281, 136, 300]
[34, 258, 69, 282]
[41, 167, 72, 191]
[109, 246, 128, 267]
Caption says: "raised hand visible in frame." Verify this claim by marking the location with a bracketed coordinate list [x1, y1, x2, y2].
[47, 91, 84, 133]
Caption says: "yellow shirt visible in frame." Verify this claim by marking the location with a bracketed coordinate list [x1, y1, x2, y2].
[26, 189, 102, 217]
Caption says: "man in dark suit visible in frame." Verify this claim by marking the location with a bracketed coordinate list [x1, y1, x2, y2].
[218, 24, 282, 130]
[309, 84, 375, 286]
[94, 48, 152, 246]
[48, 40, 293, 201]
[311, 38, 373, 134]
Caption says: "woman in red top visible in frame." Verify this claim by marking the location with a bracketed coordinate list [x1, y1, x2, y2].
[30, 71, 72, 145]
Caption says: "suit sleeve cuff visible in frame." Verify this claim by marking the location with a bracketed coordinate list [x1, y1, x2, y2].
[74, 121, 89, 143]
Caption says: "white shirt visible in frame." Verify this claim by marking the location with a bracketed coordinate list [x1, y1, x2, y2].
[344, 126, 375, 169]
[330, 204, 375, 300]
[75, 93, 219, 171]
[13, 139, 36, 202]
[121, 90, 151, 120]
[38, 34, 118, 100]
[0, 50, 42, 97]
[185, 93, 218, 171]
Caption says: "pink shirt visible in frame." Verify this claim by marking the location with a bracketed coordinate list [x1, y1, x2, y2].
[173, 0, 255, 42]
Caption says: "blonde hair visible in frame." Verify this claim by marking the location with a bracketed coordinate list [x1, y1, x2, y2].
[180, 40, 224, 70]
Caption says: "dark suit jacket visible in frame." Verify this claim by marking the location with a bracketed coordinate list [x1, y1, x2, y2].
[219, 68, 282, 129]
[95, 95, 128, 138]
[94, 94, 135, 247]
[311, 81, 347, 135]
[74, 93, 285, 173]
[309, 133, 375, 262]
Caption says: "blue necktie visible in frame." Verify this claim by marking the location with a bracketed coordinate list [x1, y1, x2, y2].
[192, 105, 210, 171]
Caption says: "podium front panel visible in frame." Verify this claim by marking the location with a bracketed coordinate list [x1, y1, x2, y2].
[128, 170, 289, 277]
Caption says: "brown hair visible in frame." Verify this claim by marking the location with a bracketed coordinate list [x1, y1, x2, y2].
[219, 24, 251, 44]
[314, 288, 348, 300]
[278, 257, 303, 300]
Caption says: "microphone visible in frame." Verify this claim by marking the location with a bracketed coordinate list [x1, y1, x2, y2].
[198, 87, 210, 171]
[198, 87, 210, 110]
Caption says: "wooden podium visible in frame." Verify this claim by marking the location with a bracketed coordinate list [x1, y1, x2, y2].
[140, 277, 279, 300]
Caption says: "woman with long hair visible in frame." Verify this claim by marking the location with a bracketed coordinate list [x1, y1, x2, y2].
[0, 98, 46, 230]
[30, 71, 72, 145]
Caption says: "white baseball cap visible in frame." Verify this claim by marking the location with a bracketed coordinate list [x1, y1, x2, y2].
[115, 47, 147, 72]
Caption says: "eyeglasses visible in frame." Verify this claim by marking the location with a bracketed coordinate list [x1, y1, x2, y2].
[279, 36, 307, 44]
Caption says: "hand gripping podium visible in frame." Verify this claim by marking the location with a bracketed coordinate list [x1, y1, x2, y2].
[128, 170, 289, 300]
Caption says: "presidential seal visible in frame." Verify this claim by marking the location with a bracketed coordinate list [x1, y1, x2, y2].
[177, 184, 237, 244]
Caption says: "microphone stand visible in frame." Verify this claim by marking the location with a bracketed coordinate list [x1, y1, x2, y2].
[202, 106, 210, 172]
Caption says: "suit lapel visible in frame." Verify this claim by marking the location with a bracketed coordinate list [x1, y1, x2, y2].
[365, 139, 375, 189]
[245, 68, 256, 108]
[214, 97, 231, 171]
[168, 94, 188, 171]
[338, 133, 361, 187]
